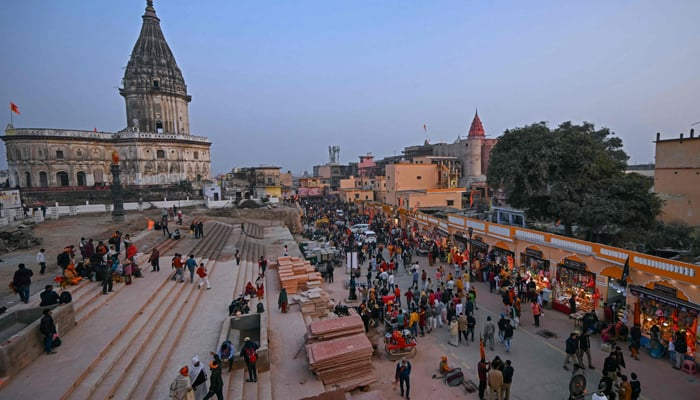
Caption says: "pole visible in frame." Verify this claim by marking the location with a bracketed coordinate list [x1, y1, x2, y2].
[468, 227, 473, 279]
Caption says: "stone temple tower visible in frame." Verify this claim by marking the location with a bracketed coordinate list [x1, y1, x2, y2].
[119, 0, 191, 135]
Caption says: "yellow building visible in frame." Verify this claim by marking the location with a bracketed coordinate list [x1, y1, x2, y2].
[252, 166, 282, 198]
[385, 163, 464, 209]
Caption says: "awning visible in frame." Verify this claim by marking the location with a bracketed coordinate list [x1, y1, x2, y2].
[629, 285, 700, 316]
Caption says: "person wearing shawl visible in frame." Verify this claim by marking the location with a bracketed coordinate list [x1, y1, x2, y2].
[63, 263, 82, 285]
[278, 288, 288, 313]
[169, 365, 194, 400]
[189, 356, 208, 400]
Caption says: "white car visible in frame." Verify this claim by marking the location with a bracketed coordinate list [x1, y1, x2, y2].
[350, 224, 369, 234]
[362, 230, 377, 243]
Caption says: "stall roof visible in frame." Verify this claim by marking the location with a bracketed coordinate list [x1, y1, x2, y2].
[629, 285, 700, 316]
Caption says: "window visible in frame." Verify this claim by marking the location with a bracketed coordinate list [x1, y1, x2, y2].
[447, 200, 454, 206]
[193, 151, 199, 160]
[56, 150, 64, 159]
[156, 150, 165, 159]
[417, 176, 422, 180]
[77, 172, 87, 186]
[267, 177, 273, 184]
[24, 172, 32, 187]
[56, 172, 69, 187]
[156, 121, 163, 133]
[39, 172, 48, 187]
[354, 194, 360, 199]
[153, 79, 159, 88]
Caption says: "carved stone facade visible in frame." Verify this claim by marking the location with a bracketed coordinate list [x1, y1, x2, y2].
[2, 1, 211, 189]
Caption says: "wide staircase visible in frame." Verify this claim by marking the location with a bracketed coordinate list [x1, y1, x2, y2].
[0, 221, 238, 399]
[225, 222, 272, 400]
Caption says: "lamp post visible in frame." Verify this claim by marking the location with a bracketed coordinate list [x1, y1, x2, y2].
[467, 227, 474, 279]
[110, 151, 126, 222]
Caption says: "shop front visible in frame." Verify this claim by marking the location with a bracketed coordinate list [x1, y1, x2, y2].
[553, 257, 596, 314]
[630, 283, 699, 359]
[600, 266, 628, 318]
[519, 246, 551, 293]
[491, 242, 515, 267]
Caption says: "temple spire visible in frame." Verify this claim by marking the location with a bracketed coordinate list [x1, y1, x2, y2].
[468, 109, 485, 138]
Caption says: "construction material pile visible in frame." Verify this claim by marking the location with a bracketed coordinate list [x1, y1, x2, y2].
[295, 287, 332, 318]
[306, 333, 375, 389]
[307, 315, 365, 341]
[277, 256, 323, 295]
[0, 224, 42, 252]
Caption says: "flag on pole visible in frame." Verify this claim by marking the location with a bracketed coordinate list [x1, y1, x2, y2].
[621, 257, 630, 286]
[423, 124, 427, 133]
[10, 102, 20, 115]
[469, 191, 474, 208]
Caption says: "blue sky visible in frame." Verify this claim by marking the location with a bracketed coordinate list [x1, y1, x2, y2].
[1, 0, 698, 176]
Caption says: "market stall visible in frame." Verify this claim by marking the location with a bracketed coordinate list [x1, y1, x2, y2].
[519, 247, 551, 292]
[552, 258, 595, 314]
[491, 242, 514, 266]
[630, 283, 699, 358]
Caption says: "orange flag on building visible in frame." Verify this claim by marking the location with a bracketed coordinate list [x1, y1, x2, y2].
[469, 191, 474, 208]
[10, 102, 20, 115]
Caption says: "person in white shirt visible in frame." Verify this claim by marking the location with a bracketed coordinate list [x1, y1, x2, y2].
[388, 272, 395, 290]
[37, 249, 47, 274]
[455, 301, 463, 316]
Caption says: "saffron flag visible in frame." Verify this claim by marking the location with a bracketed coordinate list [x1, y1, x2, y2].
[423, 124, 427, 132]
[469, 191, 474, 208]
[621, 257, 630, 286]
[10, 102, 20, 115]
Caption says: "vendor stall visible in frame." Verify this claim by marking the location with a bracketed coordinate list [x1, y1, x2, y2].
[552, 258, 596, 314]
[519, 247, 551, 292]
[630, 283, 699, 357]
[491, 243, 514, 266]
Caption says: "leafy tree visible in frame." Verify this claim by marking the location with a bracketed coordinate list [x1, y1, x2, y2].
[487, 121, 662, 239]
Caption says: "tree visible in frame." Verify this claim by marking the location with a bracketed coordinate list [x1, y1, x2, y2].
[487, 121, 661, 238]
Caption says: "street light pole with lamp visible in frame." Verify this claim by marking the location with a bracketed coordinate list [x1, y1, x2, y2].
[467, 227, 473, 279]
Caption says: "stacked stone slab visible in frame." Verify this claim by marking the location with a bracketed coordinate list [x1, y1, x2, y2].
[306, 332, 375, 390]
[277, 256, 323, 294]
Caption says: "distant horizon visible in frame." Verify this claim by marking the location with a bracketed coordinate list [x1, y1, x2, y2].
[2, 0, 698, 176]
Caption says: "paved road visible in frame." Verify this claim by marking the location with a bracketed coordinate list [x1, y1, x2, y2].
[323, 250, 699, 400]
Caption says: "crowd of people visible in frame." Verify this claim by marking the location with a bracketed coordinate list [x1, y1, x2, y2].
[298, 199, 650, 400]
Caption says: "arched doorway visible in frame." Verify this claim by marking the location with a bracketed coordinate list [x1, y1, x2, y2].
[39, 172, 48, 187]
[76, 171, 87, 186]
[56, 172, 69, 187]
[24, 172, 32, 187]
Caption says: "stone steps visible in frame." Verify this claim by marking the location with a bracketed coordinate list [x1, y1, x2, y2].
[56, 222, 231, 400]
[223, 224, 270, 400]
[72, 237, 182, 324]
[115, 223, 233, 399]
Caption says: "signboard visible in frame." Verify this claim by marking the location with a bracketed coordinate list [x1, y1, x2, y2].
[525, 248, 543, 258]
[653, 283, 678, 298]
[563, 258, 587, 271]
[0, 190, 21, 209]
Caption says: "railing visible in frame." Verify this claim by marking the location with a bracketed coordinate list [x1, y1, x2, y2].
[3, 128, 210, 143]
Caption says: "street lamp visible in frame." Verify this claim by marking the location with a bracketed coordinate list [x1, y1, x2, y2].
[467, 227, 474, 279]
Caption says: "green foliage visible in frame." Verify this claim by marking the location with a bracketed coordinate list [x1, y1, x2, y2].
[487, 121, 661, 239]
